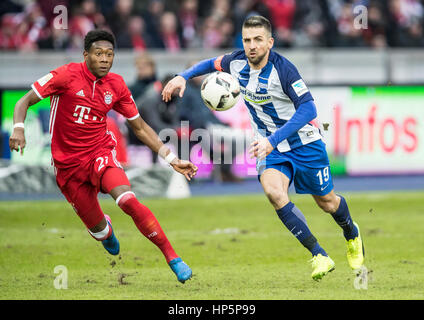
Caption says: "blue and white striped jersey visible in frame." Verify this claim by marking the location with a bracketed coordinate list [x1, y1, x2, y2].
[216, 50, 322, 152]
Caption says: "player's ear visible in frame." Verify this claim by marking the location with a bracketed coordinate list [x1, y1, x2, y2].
[268, 36, 274, 49]
[83, 50, 88, 60]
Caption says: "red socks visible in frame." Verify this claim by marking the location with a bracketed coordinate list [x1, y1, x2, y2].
[116, 192, 178, 263]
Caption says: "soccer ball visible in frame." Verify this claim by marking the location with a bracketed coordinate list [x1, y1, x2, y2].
[200, 72, 240, 111]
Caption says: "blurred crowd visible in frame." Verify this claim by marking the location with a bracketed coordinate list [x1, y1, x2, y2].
[1, 0, 424, 52]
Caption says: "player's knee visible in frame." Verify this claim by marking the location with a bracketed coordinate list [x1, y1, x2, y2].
[264, 186, 289, 208]
[317, 198, 338, 214]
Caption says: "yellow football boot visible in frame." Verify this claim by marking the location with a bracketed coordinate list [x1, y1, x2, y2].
[346, 222, 365, 270]
[310, 254, 335, 281]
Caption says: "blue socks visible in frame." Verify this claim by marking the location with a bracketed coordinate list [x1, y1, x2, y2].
[331, 195, 358, 241]
[276, 202, 327, 257]
[276, 196, 357, 257]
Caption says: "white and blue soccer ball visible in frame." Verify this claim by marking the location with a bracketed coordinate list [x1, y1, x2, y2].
[200, 72, 240, 111]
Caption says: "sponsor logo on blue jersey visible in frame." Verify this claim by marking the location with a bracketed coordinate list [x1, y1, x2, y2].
[240, 86, 271, 104]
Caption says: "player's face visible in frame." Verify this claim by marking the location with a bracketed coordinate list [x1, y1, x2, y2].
[242, 26, 274, 69]
[84, 41, 114, 78]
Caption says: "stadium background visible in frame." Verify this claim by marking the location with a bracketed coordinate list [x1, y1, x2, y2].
[0, 0, 424, 302]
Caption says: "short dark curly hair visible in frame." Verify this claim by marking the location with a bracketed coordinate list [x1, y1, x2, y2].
[84, 29, 115, 52]
[242, 15, 272, 37]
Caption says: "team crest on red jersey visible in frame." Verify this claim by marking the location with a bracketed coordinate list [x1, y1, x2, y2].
[104, 91, 113, 104]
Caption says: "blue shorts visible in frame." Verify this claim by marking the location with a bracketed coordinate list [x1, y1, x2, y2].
[257, 139, 334, 196]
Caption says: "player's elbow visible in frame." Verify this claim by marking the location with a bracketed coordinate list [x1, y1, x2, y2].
[301, 100, 317, 121]
[15, 95, 31, 113]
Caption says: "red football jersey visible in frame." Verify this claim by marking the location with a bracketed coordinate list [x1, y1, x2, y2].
[31, 62, 139, 169]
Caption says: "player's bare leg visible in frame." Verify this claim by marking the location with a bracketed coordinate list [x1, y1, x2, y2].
[260, 168, 290, 209]
[313, 191, 364, 270]
[312, 190, 340, 214]
[109, 184, 192, 283]
[260, 168, 334, 280]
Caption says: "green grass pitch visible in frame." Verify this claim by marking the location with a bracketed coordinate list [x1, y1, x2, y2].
[1, 191, 423, 300]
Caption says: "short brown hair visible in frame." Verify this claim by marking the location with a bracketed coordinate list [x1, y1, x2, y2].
[242, 15, 272, 36]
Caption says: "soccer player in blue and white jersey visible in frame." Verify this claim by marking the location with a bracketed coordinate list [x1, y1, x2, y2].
[162, 16, 364, 280]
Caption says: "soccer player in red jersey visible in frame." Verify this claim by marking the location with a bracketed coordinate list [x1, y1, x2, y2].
[8, 30, 197, 283]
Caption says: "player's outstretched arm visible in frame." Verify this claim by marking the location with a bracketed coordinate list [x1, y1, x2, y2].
[161, 75, 187, 102]
[127, 116, 198, 180]
[9, 89, 41, 155]
[161, 57, 217, 102]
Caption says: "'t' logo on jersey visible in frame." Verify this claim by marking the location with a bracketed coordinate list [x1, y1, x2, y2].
[73, 105, 91, 124]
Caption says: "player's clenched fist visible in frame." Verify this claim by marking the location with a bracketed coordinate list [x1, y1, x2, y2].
[9, 127, 26, 155]
[161, 75, 186, 102]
